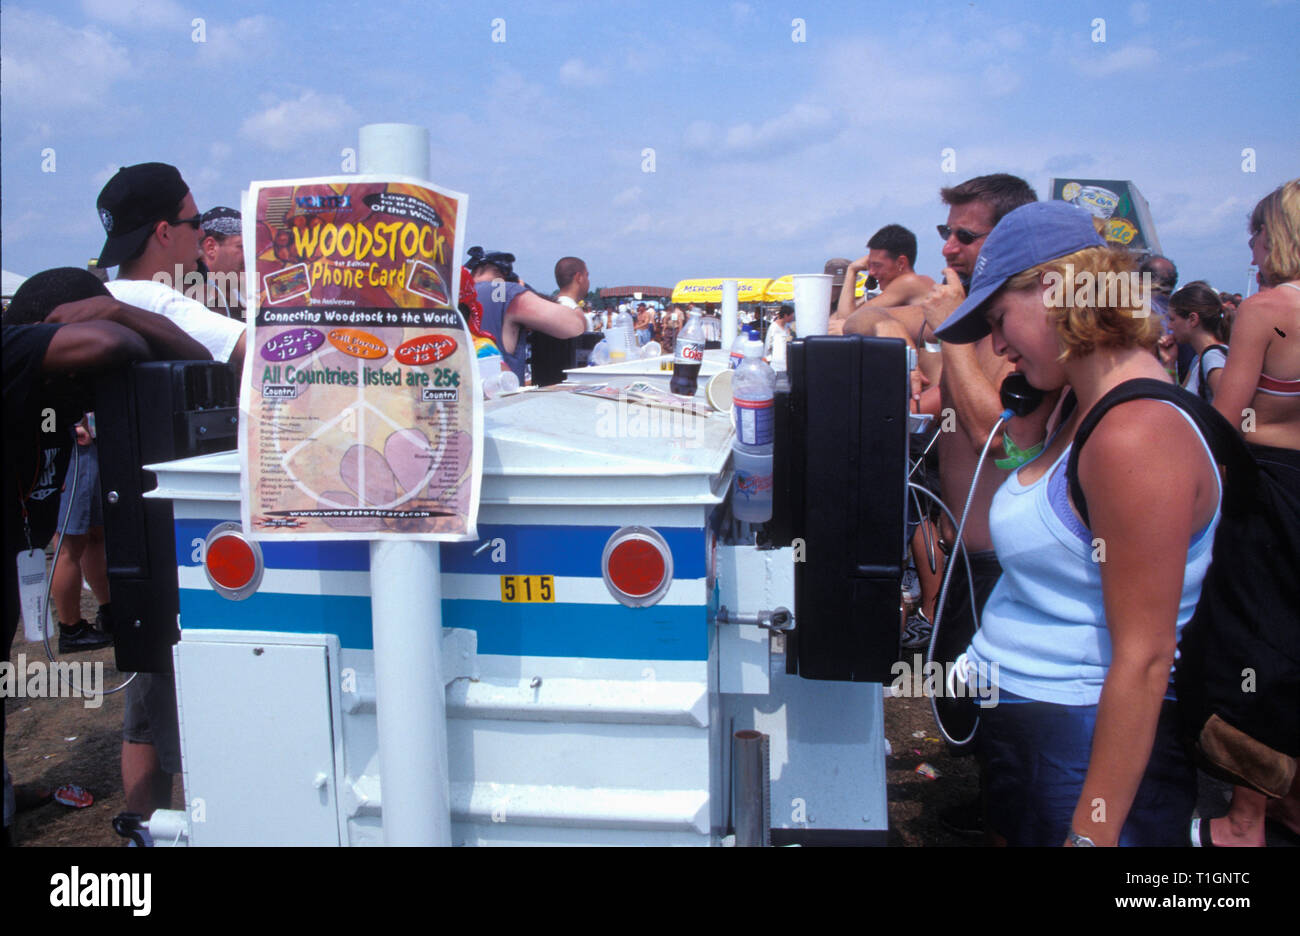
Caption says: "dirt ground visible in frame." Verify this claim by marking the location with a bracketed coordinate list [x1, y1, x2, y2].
[6, 581, 184, 847]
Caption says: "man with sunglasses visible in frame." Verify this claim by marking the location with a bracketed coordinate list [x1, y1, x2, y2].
[915, 173, 1048, 837]
[95, 163, 246, 375]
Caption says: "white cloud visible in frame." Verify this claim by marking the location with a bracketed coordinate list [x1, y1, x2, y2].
[1075, 44, 1159, 76]
[1130, 2, 1151, 26]
[687, 102, 832, 155]
[194, 15, 275, 61]
[81, 0, 187, 29]
[0, 10, 133, 110]
[612, 186, 643, 207]
[982, 63, 1022, 96]
[559, 58, 606, 88]
[239, 91, 360, 152]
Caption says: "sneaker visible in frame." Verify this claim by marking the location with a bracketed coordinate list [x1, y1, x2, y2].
[58, 620, 111, 654]
[901, 568, 921, 602]
[939, 797, 984, 838]
[900, 610, 933, 650]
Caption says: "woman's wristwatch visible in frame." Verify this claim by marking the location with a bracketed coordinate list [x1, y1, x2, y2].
[1068, 828, 1097, 847]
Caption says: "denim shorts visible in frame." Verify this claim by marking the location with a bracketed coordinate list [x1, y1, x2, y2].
[976, 690, 1195, 846]
[56, 443, 102, 536]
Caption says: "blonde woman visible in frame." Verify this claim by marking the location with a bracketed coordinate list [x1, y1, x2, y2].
[934, 202, 1218, 846]
[1197, 179, 1300, 847]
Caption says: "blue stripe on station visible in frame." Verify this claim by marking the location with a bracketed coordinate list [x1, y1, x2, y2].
[179, 591, 708, 659]
[176, 520, 706, 578]
[179, 589, 377, 649]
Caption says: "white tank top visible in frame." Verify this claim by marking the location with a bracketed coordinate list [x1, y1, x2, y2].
[967, 401, 1222, 705]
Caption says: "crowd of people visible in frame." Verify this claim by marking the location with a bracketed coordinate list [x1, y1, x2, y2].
[3, 155, 1297, 849]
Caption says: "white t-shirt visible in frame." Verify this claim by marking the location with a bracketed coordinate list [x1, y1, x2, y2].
[1183, 345, 1227, 401]
[107, 278, 244, 363]
[764, 318, 791, 355]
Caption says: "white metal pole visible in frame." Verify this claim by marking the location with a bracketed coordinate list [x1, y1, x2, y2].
[360, 122, 451, 847]
[721, 278, 739, 350]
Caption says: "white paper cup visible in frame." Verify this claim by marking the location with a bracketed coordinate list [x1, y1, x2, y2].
[792, 274, 832, 337]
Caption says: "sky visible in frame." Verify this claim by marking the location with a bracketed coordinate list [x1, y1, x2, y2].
[2, 0, 1298, 297]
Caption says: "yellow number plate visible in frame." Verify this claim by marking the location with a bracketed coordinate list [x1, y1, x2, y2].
[499, 575, 555, 603]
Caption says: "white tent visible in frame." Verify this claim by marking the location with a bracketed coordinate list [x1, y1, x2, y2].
[2, 269, 28, 299]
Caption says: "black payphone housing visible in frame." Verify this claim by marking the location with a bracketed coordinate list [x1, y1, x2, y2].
[769, 336, 909, 682]
[95, 361, 238, 673]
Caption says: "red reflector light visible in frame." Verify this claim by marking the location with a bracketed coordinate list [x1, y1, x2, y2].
[202, 523, 264, 601]
[608, 539, 665, 597]
[601, 527, 674, 607]
[206, 535, 256, 589]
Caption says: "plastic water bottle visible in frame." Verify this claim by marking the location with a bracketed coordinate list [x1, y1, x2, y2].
[607, 307, 636, 362]
[731, 339, 774, 522]
[729, 331, 747, 370]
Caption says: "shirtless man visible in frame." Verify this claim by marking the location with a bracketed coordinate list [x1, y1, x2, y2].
[836, 225, 934, 323]
[837, 225, 937, 386]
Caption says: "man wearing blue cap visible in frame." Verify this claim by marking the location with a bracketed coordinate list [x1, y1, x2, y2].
[931, 200, 1209, 847]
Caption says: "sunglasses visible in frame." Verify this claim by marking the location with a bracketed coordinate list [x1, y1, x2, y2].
[169, 213, 203, 230]
[937, 224, 990, 245]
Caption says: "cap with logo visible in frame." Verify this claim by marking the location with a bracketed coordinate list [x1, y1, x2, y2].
[95, 163, 190, 269]
[934, 201, 1106, 344]
[200, 206, 242, 238]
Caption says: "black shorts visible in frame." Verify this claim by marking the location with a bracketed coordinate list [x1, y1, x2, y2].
[123, 672, 182, 774]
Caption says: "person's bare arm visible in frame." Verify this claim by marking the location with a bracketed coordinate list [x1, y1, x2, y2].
[1069, 402, 1209, 844]
[506, 290, 586, 339]
[836, 258, 868, 318]
[46, 296, 212, 362]
[864, 274, 934, 309]
[844, 310, 926, 409]
[42, 320, 152, 373]
[1213, 293, 1273, 433]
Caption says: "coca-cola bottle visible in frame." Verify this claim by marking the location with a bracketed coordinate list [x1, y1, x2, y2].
[670, 309, 705, 396]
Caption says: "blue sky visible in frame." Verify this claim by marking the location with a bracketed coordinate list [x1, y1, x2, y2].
[2, 0, 1297, 296]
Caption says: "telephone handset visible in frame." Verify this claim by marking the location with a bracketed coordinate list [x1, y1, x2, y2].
[999, 372, 1045, 418]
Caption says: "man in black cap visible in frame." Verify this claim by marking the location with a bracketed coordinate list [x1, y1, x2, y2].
[199, 206, 246, 319]
[467, 247, 585, 384]
[2, 267, 210, 843]
[96, 163, 246, 374]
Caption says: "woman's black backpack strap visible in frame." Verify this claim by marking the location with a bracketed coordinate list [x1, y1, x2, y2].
[1065, 378, 1253, 529]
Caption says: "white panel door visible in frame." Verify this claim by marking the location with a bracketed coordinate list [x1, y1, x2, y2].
[177, 639, 339, 846]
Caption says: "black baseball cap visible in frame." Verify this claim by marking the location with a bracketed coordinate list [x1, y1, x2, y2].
[200, 206, 242, 237]
[95, 163, 190, 269]
[465, 246, 518, 282]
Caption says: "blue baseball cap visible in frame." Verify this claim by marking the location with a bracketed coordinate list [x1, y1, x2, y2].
[934, 201, 1106, 344]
